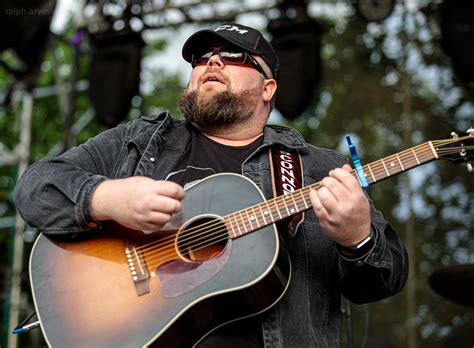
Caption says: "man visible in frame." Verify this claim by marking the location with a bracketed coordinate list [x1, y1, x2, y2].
[15, 23, 408, 347]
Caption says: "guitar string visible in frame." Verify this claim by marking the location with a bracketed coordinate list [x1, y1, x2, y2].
[150, 142, 469, 264]
[140, 182, 321, 261]
[137, 142, 431, 254]
[140, 142, 452, 263]
[141, 184, 321, 265]
[147, 183, 323, 257]
[138, 144, 445, 263]
[140, 145, 447, 266]
[140, 142, 439, 254]
[134, 175, 321, 254]
[138, 142, 468, 265]
[142, 144, 470, 268]
[136, 139, 463, 254]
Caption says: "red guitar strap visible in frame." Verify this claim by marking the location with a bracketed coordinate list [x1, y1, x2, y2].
[269, 145, 305, 238]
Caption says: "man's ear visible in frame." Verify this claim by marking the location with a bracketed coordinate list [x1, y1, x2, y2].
[262, 79, 277, 103]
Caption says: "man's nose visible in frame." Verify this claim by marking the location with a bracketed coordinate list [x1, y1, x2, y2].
[207, 52, 224, 68]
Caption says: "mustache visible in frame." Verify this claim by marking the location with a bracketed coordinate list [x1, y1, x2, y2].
[197, 67, 229, 85]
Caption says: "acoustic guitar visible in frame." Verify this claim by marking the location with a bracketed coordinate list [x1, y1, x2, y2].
[29, 130, 473, 347]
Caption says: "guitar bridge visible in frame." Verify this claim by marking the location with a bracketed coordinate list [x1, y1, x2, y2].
[125, 246, 150, 296]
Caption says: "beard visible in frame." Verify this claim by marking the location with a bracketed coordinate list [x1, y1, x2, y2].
[177, 85, 261, 129]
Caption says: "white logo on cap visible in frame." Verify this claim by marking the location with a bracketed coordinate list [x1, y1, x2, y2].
[215, 25, 248, 35]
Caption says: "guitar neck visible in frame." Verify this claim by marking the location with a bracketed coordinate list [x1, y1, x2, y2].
[225, 141, 438, 239]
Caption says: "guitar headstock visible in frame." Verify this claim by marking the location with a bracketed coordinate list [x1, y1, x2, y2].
[433, 128, 474, 172]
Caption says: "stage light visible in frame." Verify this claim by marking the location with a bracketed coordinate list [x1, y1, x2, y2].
[87, 1, 145, 127]
[440, 0, 474, 83]
[0, 0, 57, 105]
[268, 2, 323, 120]
[88, 28, 144, 127]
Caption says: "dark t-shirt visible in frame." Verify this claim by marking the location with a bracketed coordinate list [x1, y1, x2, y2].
[161, 126, 264, 348]
[163, 127, 262, 189]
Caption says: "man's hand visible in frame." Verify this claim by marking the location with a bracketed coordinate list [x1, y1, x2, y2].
[309, 164, 371, 247]
[91, 176, 185, 232]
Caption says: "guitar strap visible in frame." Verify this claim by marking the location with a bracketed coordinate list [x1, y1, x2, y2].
[269, 145, 305, 238]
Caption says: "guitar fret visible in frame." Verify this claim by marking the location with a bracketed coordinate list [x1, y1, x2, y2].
[227, 217, 236, 238]
[247, 208, 258, 229]
[396, 153, 405, 171]
[273, 199, 283, 219]
[259, 204, 268, 224]
[380, 158, 390, 176]
[282, 196, 290, 215]
[411, 148, 421, 165]
[367, 163, 376, 182]
[265, 201, 275, 222]
[233, 214, 242, 236]
[252, 207, 261, 228]
[289, 193, 299, 214]
[239, 211, 248, 233]
[244, 209, 253, 229]
[300, 190, 309, 209]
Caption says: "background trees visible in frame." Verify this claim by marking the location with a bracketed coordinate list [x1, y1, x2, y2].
[1, 1, 472, 347]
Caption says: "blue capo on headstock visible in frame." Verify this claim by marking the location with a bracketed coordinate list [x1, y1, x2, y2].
[346, 136, 369, 189]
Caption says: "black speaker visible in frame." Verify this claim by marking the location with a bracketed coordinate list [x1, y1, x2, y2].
[0, 0, 57, 102]
[89, 29, 144, 127]
[441, 0, 474, 82]
[269, 14, 323, 120]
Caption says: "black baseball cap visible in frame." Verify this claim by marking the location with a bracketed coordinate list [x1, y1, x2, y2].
[182, 23, 279, 80]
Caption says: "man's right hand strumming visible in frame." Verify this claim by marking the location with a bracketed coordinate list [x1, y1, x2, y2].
[90, 176, 185, 232]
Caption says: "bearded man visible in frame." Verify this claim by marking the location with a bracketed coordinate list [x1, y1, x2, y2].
[15, 23, 408, 348]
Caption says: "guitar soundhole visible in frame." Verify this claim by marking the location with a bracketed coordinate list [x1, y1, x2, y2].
[176, 215, 228, 262]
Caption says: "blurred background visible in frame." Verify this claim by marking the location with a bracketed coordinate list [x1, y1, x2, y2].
[0, 0, 472, 347]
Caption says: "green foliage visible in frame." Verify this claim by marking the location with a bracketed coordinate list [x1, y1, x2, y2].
[142, 69, 185, 117]
[288, 4, 473, 347]
[1, 2, 473, 347]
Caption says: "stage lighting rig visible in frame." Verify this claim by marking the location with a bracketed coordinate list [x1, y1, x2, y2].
[440, 0, 474, 83]
[86, 0, 145, 127]
[0, 0, 57, 106]
[268, 0, 323, 120]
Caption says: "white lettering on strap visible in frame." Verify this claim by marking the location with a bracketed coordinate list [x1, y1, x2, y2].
[281, 167, 295, 179]
[280, 152, 296, 195]
[215, 25, 249, 35]
[282, 175, 295, 186]
[283, 183, 295, 193]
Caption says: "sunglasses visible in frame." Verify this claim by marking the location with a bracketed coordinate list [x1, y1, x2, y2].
[191, 48, 270, 79]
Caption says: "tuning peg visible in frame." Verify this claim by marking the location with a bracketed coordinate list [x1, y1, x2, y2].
[468, 162, 473, 173]
[467, 127, 474, 136]
[451, 131, 459, 139]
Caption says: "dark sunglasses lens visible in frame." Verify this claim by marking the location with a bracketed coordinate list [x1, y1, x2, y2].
[192, 51, 246, 67]
[192, 52, 212, 67]
[191, 50, 268, 78]
[219, 52, 246, 64]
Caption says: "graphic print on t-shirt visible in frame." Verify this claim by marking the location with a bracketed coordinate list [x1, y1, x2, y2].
[160, 126, 263, 190]
[165, 165, 217, 190]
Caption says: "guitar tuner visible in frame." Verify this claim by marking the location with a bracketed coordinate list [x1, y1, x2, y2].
[465, 127, 473, 172]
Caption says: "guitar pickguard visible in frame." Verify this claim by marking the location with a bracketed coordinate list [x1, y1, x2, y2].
[156, 242, 232, 298]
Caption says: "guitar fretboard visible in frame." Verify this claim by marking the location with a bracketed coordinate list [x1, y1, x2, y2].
[224, 141, 438, 239]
